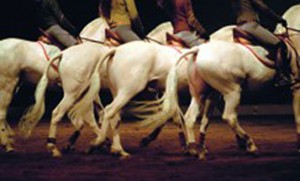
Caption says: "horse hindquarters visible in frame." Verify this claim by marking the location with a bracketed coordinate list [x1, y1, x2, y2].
[194, 42, 259, 155]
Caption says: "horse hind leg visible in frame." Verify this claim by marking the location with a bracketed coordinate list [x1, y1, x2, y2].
[62, 120, 84, 154]
[92, 92, 133, 158]
[140, 124, 163, 148]
[139, 92, 164, 148]
[47, 93, 77, 158]
[64, 102, 104, 154]
[0, 77, 19, 152]
[197, 93, 220, 160]
[139, 109, 185, 149]
[110, 113, 130, 159]
[222, 90, 258, 155]
[82, 105, 114, 154]
[184, 97, 201, 156]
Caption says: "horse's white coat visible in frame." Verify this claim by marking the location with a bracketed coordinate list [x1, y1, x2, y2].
[19, 19, 174, 157]
[67, 23, 244, 157]
[136, 4, 300, 158]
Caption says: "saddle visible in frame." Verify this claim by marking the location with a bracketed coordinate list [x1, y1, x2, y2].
[166, 32, 189, 48]
[105, 29, 124, 46]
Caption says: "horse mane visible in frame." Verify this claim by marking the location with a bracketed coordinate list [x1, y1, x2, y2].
[274, 5, 300, 34]
[79, 17, 109, 42]
[210, 25, 236, 42]
[146, 21, 173, 44]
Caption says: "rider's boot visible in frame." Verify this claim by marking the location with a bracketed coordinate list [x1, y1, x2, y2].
[273, 42, 292, 87]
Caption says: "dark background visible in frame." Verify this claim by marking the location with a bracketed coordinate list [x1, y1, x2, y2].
[1, 0, 299, 119]
[1, 0, 299, 40]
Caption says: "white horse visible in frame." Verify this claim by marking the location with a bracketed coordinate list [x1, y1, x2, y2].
[139, 5, 300, 159]
[66, 41, 193, 158]
[0, 39, 61, 152]
[0, 16, 112, 153]
[59, 23, 240, 158]
[275, 4, 300, 34]
[19, 20, 174, 157]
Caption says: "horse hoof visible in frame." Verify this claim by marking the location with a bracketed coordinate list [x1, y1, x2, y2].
[120, 154, 131, 160]
[5, 147, 14, 153]
[184, 143, 198, 156]
[246, 149, 259, 157]
[85, 146, 97, 154]
[62, 145, 75, 154]
[236, 136, 247, 151]
[139, 137, 151, 148]
[185, 149, 198, 157]
[52, 150, 62, 158]
[110, 148, 131, 159]
[198, 151, 207, 161]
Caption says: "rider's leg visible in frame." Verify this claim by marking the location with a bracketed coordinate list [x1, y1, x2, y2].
[46, 25, 78, 48]
[239, 22, 291, 86]
[174, 31, 206, 47]
[111, 25, 141, 43]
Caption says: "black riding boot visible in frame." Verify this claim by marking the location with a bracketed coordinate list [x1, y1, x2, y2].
[274, 42, 292, 87]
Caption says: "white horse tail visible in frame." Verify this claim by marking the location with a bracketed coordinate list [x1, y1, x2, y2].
[139, 47, 199, 129]
[19, 53, 63, 138]
[68, 48, 117, 121]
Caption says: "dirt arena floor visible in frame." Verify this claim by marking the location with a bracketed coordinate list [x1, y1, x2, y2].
[1, 117, 300, 181]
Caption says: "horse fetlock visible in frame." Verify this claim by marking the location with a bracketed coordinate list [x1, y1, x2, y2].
[199, 133, 206, 149]
[85, 145, 98, 154]
[52, 149, 62, 158]
[47, 143, 55, 151]
[185, 142, 198, 156]
[139, 136, 152, 148]
[90, 136, 105, 146]
[47, 143, 62, 158]
[178, 132, 187, 149]
[199, 144, 208, 154]
[119, 153, 131, 160]
[4, 144, 14, 153]
[110, 147, 130, 159]
[62, 144, 75, 154]
[246, 138, 258, 155]
[236, 135, 247, 150]
[198, 150, 207, 161]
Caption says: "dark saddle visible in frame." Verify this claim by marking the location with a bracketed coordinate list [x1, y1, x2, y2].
[166, 32, 189, 48]
[105, 29, 124, 46]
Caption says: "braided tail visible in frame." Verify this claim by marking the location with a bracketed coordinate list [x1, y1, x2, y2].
[19, 53, 63, 138]
[68, 48, 117, 121]
[138, 47, 199, 129]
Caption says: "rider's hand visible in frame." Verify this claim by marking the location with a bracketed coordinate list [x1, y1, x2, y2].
[280, 19, 287, 27]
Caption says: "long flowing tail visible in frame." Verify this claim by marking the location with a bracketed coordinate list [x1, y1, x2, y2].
[19, 53, 63, 138]
[68, 48, 117, 121]
[138, 47, 199, 129]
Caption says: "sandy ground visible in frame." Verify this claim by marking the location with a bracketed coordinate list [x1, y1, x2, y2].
[1, 117, 300, 181]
